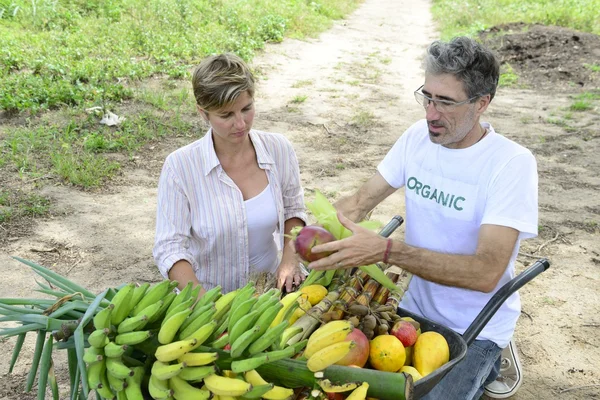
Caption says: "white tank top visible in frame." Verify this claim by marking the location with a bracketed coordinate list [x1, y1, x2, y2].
[245, 184, 278, 273]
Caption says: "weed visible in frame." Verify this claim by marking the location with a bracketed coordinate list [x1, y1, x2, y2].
[291, 95, 308, 104]
[499, 63, 519, 87]
[292, 80, 313, 88]
[351, 110, 375, 128]
[570, 100, 593, 111]
[584, 63, 600, 72]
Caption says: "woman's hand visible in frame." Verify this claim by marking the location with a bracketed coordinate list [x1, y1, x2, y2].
[276, 259, 306, 293]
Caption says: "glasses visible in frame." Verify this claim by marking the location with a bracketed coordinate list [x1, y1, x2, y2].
[414, 85, 478, 113]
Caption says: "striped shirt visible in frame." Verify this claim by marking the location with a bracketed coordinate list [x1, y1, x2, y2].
[153, 129, 307, 293]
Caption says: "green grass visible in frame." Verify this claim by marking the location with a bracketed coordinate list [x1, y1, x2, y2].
[431, 0, 600, 39]
[0, 191, 50, 223]
[499, 63, 519, 87]
[584, 63, 600, 72]
[0, 0, 362, 113]
[290, 95, 308, 104]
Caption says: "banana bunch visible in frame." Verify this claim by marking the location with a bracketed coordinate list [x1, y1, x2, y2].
[304, 320, 356, 372]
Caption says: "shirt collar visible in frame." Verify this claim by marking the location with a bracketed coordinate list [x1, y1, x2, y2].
[200, 129, 275, 176]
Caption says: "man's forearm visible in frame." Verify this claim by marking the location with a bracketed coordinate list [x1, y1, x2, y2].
[334, 195, 371, 222]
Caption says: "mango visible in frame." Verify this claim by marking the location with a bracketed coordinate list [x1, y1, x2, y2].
[299, 284, 328, 306]
[413, 331, 450, 377]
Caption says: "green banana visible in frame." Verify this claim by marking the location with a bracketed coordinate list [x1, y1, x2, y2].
[116, 389, 128, 400]
[117, 313, 148, 334]
[103, 342, 128, 358]
[230, 325, 261, 358]
[209, 313, 230, 342]
[209, 332, 229, 349]
[177, 351, 218, 366]
[158, 307, 193, 344]
[185, 320, 218, 349]
[213, 288, 239, 321]
[147, 292, 176, 323]
[132, 280, 172, 316]
[229, 282, 256, 314]
[155, 338, 198, 363]
[98, 368, 117, 399]
[178, 307, 217, 341]
[110, 283, 136, 325]
[228, 309, 260, 345]
[251, 288, 279, 312]
[133, 299, 164, 326]
[195, 285, 222, 309]
[88, 328, 110, 349]
[87, 358, 105, 389]
[251, 294, 280, 318]
[105, 356, 133, 379]
[190, 283, 203, 301]
[151, 360, 186, 380]
[93, 304, 114, 330]
[180, 302, 214, 332]
[177, 364, 216, 382]
[163, 296, 195, 324]
[115, 330, 152, 346]
[129, 282, 150, 309]
[124, 366, 145, 400]
[203, 373, 253, 397]
[240, 383, 275, 399]
[148, 373, 174, 399]
[165, 281, 194, 316]
[169, 375, 211, 400]
[83, 346, 104, 365]
[252, 300, 283, 337]
[228, 296, 258, 334]
[247, 320, 289, 355]
[106, 369, 127, 391]
[230, 344, 297, 373]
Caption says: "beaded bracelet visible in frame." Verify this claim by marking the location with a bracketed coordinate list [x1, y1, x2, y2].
[383, 238, 393, 264]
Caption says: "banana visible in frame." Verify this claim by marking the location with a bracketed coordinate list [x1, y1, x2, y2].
[88, 328, 110, 349]
[178, 305, 216, 340]
[130, 282, 150, 309]
[247, 320, 289, 355]
[83, 346, 104, 365]
[239, 383, 275, 399]
[228, 296, 258, 334]
[165, 281, 194, 317]
[195, 285, 222, 309]
[228, 309, 260, 345]
[317, 379, 360, 393]
[209, 313, 230, 342]
[151, 360, 186, 380]
[209, 332, 229, 349]
[107, 369, 127, 391]
[98, 368, 117, 399]
[178, 351, 218, 366]
[155, 338, 198, 363]
[148, 373, 174, 400]
[346, 382, 369, 400]
[93, 304, 114, 330]
[110, 283, 136, 325]
[229, 281, 255, 314]
[279, 326, 304, 349]
[304, 320, 353, 358]
[147, 292, 177, 324]
[180, 303, 214, 332]
[124, 366, 145, 400]
[106, 356, 134, 379]
[169, 375, 211, 400]
[184, 320, 218, 349]
[116, 389, 128, 400]
[230, 344, 297, 373]
[213, 288, 239, 321]
[252, 300, 283, 337]
[87, 358, 105, 389]
[230, 325, 261, 358]
[104, 342, 128, 358]
[270, 291, 303, 328]
[115, 330, 152, 346]
[133, 300, 164, 327]
[251, 288, 279, 311]
[203, 373, 253, 397]
[133, 280, 172, 316]
[158, 307, 193, 344]
[163, 297, 195, 324]
[243, 370, 294, 400]
[306, 340, 356, 372]
[178, 365, 216, 382]
[117, 313, 149, 334]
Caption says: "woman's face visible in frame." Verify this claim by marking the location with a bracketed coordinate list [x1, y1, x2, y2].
[200, 91, 255, 145]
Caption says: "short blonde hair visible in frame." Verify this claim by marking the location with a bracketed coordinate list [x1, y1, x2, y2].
[192, 53, 255, 111]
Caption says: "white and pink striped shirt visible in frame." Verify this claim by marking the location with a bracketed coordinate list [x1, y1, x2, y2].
[153, 129, 307, 293]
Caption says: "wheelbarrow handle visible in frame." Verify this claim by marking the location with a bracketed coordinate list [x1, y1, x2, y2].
[462, 258, 551, 346]
[379, 215, 404, 238]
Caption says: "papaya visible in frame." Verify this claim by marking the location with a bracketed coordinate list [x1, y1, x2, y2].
[299, 284, 328, 306]
[413, 331, 450, 377]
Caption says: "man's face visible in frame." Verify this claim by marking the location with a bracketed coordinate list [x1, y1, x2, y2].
[421, 73, 487, 149]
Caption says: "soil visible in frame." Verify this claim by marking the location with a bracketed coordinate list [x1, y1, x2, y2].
[1, 0, 599, 399]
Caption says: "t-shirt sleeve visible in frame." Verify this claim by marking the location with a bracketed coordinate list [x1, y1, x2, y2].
[481, 152, 538, 239]
[377, 123, 414, 189]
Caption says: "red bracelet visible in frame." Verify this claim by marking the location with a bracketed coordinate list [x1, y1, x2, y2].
[383, 238, 393, 264]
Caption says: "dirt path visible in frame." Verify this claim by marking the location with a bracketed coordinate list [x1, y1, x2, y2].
[1, 0, 599, 399]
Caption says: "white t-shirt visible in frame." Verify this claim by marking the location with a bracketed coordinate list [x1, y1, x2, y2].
[245, 184, 279, 274]
[378, 119, 538, 348]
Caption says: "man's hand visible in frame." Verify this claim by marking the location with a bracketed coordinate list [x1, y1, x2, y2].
[307, 212, 388, 271]
[276, 260, 306, 293]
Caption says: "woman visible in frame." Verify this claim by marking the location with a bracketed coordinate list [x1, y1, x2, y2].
[153, 53, 307, 295]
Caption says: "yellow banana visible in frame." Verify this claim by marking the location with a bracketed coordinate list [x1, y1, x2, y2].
[243, 370, 294, 400]
[307, 340, 356, 372]
[203, 373, 253, 397]
[307, 320, 353, 345]
[304, 322, 352, 358]
[317, 379, 360, 393]
[213, 288, 240, 321]
[346, 382, 369, 400]
[158, 307, 193, 344]
[155, 338, 198, 363]
[169, 375, 211, 400]
[148, 373, 174, 399]
[270, 291, 303, 328]
[151, 360, 186, 380]
[178, 351, 218, 366]
[110, 283, 136, 325]
[185, 320, 218, 349]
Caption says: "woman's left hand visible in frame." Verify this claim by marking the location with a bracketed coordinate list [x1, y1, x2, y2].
[276, 261, 306, 293]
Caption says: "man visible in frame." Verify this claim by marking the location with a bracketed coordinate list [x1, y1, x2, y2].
[307, 37, 538, 399]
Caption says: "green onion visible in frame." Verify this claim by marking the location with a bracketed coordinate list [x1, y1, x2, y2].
[0, 323, 45, 337]
[9, 332, 26, 373]
[49, 359, 59, 400]
[26, 330, 46, 392]
[37, 333, 54, 400]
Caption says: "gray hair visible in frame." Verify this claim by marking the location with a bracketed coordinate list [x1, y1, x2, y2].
[425, 37, 500, 101]
[192, 53, 255, 111]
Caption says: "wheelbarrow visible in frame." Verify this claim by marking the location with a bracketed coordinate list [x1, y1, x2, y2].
[381, 216, 551, 399]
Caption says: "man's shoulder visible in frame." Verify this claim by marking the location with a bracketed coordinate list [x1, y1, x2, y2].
[488, 127, 534, 158]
